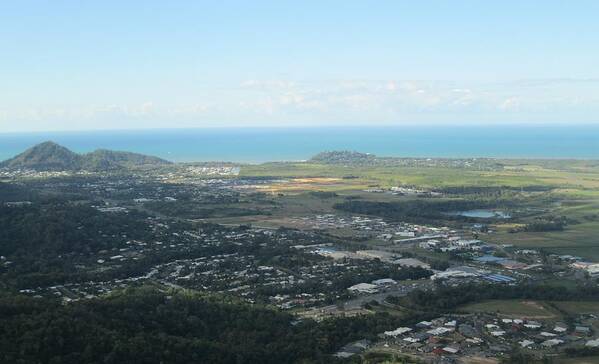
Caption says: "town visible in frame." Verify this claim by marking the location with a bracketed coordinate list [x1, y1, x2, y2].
[3, 151, 599, 364]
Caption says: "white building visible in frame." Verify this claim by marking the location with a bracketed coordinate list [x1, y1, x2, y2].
[384, 327, 412, 337]
[347, 283, 378, 294]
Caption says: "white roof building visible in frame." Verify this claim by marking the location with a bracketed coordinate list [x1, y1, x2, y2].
[442, 347, 459, 354]
[427, 327, 453, 336]
[541, 339, 564, 347]
[347, 283, 378, 294]
[431, 270, 476, 280]
[384, 327, 412, 337]
[519, 340, 535, 348]
[396, 258, 431, 269]
[586, 264, 599, 277]
[585, 339, 599, 347]
[372, 278, 397, 286]
[454, 239, 481, 247]
[524, 323, 542, 329]
[554, 326, 568, 333]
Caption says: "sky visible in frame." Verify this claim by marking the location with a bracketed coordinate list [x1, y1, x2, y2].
[1, 1, 599, 132]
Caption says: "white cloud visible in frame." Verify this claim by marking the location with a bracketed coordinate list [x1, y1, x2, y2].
[1, 79, 599, 131]
[139, 102, 154, 115]
[499, 97, 520, 111]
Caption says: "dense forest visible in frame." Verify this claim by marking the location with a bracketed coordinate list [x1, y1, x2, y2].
[0, 287, 415, 364]
[144, 200, 266, 219]
[0, 203, 152, 258]
[391, 283, 599, 313]
[437, 185, 553, 195]
[0, 202, 156, 288]
[0, 182, 40, 202]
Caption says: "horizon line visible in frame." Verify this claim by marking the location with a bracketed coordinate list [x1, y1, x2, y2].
[2, 122, 599, 135]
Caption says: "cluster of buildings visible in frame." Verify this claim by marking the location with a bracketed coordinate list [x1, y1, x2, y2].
[358, 313, 599, 362]
[291, 214, 451, 242]
[418, 236, 492, 252]
[0, 168, 91, 179]
[16, 215, 432, 310]
[185, 165, 240, 176]
[570, 261, 599, 278]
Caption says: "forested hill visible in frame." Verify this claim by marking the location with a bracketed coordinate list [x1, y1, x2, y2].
[309, 151, 377, 165]
[0, 287, 407, 364]
[0, 141, 171, 171]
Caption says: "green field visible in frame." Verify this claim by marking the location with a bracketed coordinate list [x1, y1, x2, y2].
[552, 301, 599, 315]
[459, 299, 599, 322]
[242, 160, 599, 190]
[237, 159, 599, 260]
[555, 357, 599, 364]
[488, 199, 599, 260]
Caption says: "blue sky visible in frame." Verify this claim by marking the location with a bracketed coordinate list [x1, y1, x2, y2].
[1, 1, 599, 132]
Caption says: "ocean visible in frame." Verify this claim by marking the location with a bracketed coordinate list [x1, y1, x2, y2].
[0, 125, 598, 163]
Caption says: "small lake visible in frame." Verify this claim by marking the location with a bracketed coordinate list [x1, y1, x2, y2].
[444, 209, 511, 219]
[316, 247, 337, 254]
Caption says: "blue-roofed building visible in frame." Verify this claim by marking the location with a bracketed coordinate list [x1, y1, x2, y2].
[483, 274, 516, 283]
[475, 255, 507, 264]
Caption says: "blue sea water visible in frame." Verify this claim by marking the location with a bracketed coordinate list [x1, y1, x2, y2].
[0, 125, 598, 163]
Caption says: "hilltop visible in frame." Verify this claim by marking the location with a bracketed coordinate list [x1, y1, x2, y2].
[0, 141, 171, 171]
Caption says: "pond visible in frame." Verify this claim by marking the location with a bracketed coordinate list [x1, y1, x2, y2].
[444, 209, 511, 219]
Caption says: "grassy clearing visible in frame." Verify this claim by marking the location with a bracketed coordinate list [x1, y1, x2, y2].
[486, 220, 599, 260]
[242, 161, 599, 190]
[552, 301, 599, 315]
[459, 299, 560, 319]
[487, 195, 599, 260]
[461, 299, 599, 320]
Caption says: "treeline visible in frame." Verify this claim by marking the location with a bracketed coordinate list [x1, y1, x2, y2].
[0, 287, 414, 364]
[519, 221, 565, 232]
[309, 191, 338, 199]
[390, 283, 599, 313]
[0, 182, 39, 202]
[564, 346, 599, 358]
[510, 215, 577, 233]
[438, 185, 553, 195]
[145, 200, 265, 219]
